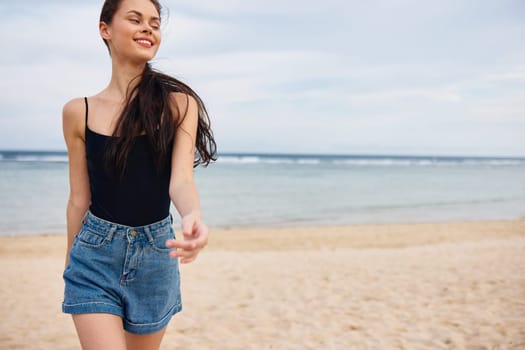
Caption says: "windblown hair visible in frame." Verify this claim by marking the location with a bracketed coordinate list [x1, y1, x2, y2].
[100, 0, 216, 178]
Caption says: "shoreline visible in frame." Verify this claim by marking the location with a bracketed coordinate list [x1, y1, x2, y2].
[2, 215, 524, 238]
[1, 218, 524, 253]
[1, 216, 524, 236]
[1, 219, 524, 349]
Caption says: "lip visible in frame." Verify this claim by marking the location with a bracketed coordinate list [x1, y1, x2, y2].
[134, 38, 154, 48]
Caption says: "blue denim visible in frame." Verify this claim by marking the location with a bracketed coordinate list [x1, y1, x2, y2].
[62, 211, 182, 335]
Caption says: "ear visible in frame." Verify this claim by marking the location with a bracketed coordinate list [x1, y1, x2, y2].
[99, 21, 111, 41]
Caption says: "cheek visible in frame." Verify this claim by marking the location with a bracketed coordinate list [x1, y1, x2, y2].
[111, 26, 133, 45]
[154, 36, 162, 52]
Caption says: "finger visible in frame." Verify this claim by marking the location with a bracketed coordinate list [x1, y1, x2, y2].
[180, 256, 197, 264]
[183, 231, 195, 240]
[194, 236, 208, 249]
[181, 252, 199, 263]
[169, 241, 203, 257]
[178, 235, 206, 250]
[165, 239, 197, 250]
[169, 249, 198, 259]
[181, 219, 195, 236]
[195, 229, 209, 245]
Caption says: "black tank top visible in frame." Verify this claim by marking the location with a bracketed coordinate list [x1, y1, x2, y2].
[84, 97, 173, 226]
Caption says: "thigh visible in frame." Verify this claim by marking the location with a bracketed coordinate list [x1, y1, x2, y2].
[125, 327, 167, 350]
[73, 313, 126, 350]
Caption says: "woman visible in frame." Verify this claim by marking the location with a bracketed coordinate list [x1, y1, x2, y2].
[61, 0, 216, 348]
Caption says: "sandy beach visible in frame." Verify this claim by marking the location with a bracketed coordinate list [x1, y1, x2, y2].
[1, 220, 524, 349]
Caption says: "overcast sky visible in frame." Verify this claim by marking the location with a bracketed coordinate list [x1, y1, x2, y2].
[1, 0, 524, 156]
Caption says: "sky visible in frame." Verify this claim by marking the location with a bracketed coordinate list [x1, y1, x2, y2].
[1, 0, 524, 157]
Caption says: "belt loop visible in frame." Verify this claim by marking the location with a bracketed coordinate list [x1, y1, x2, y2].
[106, 226, 117, 242]
[143, 226, 154, 243]
[81, 211, 89, 225]
[170, 214, 173, 224]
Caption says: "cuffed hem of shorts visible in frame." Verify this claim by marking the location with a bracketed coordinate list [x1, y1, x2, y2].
[62, 301, 124, 318]
[124, 303, 183, 335]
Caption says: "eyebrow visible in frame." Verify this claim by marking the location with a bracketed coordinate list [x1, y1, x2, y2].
[126, 10, 160, 21]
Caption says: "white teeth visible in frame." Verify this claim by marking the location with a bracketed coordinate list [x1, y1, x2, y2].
[136, 40, 152, 46]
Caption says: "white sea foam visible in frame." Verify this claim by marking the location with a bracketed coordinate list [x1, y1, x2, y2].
[13, 155, 68, 163]
[2, 151, 524, 167]
[331, 158, 525, 166]
[217, 156, 261, 164]
[297, 158, 321, 165]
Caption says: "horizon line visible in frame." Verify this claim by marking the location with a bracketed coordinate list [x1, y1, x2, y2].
[1, 149, 524, 160]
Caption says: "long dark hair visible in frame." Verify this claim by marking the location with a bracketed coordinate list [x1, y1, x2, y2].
[100, 0, 216, 178]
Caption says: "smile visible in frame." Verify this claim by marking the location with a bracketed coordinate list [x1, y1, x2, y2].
[135, 39, 153, 48]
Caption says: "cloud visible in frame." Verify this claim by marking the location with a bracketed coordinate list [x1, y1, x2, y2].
[484, 66, 525, 82]
[168, 0, 346, 16]
[0, 1, 524, 156]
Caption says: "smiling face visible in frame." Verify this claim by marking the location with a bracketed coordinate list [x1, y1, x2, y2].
[99, 0, 162, 64]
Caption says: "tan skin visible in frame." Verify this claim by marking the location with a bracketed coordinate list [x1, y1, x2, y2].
[62, 0, 208, 348]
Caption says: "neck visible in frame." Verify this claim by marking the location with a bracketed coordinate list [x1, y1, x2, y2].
[105, 58, 147, 101]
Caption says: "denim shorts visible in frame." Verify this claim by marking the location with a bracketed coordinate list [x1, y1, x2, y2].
[62, 211, 182, 335]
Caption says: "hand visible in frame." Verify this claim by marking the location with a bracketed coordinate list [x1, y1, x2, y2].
[166, 214, 209, 264]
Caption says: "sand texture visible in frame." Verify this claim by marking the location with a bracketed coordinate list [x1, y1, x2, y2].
[1, 220, 524, 349]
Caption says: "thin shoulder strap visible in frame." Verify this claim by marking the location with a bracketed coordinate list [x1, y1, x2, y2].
[84, 97, 89, 129]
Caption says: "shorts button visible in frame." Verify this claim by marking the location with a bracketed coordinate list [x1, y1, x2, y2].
[130, 230, 137, 237]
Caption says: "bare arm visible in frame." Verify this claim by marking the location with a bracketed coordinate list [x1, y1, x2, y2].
[62, 98, 91, 267]
[165, 93, 208, 264]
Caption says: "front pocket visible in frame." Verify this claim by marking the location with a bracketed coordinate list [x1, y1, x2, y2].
[76, 227, 107, 248]
[148, 226, 175, 252]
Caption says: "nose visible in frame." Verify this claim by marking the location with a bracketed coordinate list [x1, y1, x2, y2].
[141, 22, 153, 34]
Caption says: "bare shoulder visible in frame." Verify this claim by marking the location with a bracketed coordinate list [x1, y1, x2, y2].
[63, 97, 86, 118]
[62, 97, 86, 138]
[169, 92, 197, 113]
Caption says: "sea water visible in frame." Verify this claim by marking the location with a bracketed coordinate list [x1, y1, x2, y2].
[1, 150, 524, 236]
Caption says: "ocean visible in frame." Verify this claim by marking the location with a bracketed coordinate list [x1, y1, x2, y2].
[1, 150, 524, 236]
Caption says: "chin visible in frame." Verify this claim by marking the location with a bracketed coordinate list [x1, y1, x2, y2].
[130, 53, 157, 64]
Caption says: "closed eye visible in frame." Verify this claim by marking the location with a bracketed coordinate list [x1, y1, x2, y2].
[126, 10, 161, 29]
